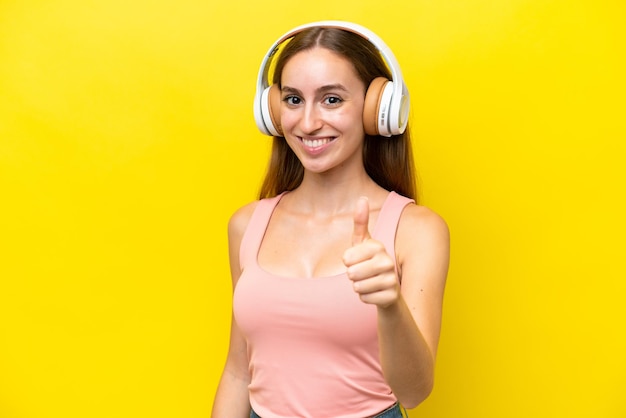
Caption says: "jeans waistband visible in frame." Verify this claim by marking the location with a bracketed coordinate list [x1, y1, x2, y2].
[250, 402, 405, 418]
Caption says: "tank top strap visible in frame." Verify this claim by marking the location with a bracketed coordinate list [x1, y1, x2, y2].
[239, 193, 286, 270]
[372, 191, 415, 274]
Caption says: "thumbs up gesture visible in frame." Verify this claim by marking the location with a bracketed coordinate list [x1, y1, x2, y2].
[343, 197, 401, 309]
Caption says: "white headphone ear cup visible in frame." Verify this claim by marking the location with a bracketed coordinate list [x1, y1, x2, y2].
[255, 89, 270, 136]
[388, 82, 409, 136]
[393, 92, 410, 135]
[260, 87, 278, 137]
[260, 85, 283, 137]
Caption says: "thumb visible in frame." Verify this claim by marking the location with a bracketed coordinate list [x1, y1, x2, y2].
[352, 196, 371, 245]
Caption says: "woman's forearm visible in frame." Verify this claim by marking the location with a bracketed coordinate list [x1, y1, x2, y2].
[377, 295, 435, 409]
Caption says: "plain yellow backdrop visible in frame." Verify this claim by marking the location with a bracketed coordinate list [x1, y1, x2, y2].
[1, 0, 624, 417]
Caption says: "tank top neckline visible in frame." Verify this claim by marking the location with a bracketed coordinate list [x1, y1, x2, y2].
[252, 191, 400, 281]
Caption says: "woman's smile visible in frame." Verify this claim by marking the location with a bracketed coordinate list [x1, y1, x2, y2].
[299, 136, 337, 153]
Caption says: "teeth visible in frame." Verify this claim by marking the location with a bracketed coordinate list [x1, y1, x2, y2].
[302, 138, 331, 148]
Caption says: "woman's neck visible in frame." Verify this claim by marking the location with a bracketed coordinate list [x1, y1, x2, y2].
[285, 170, 386, 217]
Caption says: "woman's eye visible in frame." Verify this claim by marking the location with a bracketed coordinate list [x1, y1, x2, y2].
[284, 95, 302, 106]
[324, 96, 342, 106]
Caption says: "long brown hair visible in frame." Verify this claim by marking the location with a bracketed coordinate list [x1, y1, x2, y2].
[258, 26, 418, 202]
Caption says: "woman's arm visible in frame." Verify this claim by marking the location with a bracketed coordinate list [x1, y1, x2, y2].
[211, 318, 251, 418]
[211, 203, 258, 418]
[344, 198, 450, 408]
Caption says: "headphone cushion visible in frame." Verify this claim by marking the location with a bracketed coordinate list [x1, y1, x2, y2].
[363, 77, 390, 136]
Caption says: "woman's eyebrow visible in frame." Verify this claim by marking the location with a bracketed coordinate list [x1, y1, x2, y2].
[281, 86, 302, 95]
[281, 84, 349, 95]
[316, 84, 349, 94]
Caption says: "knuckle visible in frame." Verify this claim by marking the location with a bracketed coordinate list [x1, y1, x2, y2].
[382, 273, 398, 288]
[346, 266, 360, 280]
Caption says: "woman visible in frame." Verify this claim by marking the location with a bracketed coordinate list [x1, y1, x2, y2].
[213, 21, 450, 418]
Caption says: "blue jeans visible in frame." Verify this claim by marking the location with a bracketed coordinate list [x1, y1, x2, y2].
[250, 402, 405, 418]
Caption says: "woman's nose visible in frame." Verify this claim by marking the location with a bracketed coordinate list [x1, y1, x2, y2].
[299, 104, 323, 134]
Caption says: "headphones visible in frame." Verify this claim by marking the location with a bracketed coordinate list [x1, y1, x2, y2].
[253, 20, 410, 138]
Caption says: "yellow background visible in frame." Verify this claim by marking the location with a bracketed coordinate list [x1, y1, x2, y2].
[1, 0, 624, 417]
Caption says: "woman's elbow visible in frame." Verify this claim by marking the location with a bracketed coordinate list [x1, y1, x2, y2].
[398, 377, 434, 409]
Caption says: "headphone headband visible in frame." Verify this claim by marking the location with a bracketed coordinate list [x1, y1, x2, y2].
[253, 20, 410, 137]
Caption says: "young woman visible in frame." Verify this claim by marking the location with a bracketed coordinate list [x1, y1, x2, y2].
[212, 21, 450, 418]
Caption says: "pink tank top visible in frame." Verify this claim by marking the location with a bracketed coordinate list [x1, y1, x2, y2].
[233, 191, 414, 418]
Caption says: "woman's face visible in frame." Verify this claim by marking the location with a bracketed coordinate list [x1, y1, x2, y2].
[279, 47, 367, 175]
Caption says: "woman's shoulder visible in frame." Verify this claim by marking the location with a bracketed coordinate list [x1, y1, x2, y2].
[395, 203, 450, 287]
[228, 193, 286, 238]
[228, 200, 260, 241]
[397, 203, 449, 247]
